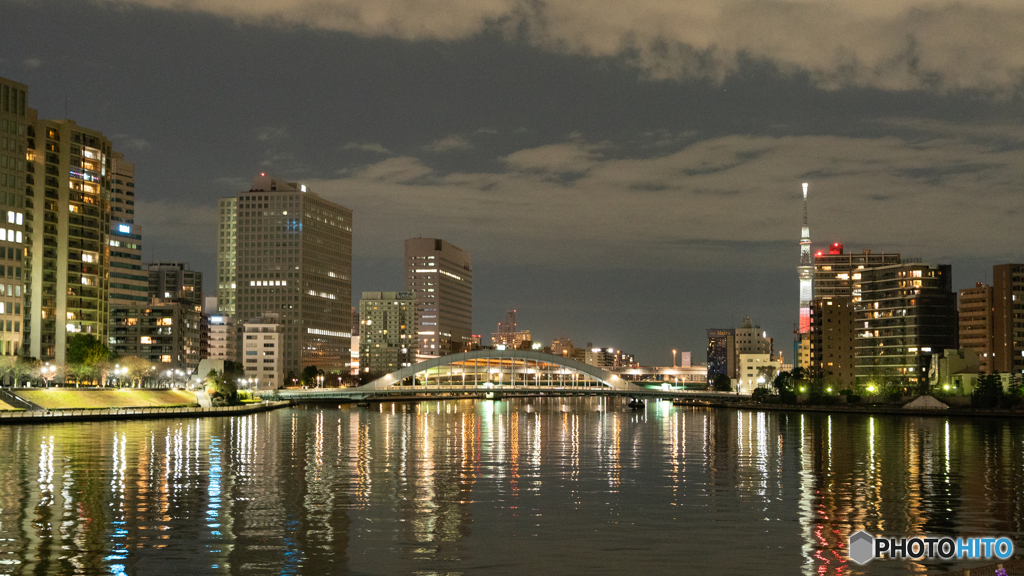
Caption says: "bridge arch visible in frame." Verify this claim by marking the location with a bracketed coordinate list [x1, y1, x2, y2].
[356, 349, 643, 393]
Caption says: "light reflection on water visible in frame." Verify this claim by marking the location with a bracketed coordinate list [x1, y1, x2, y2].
[0, 398, 1022, 575]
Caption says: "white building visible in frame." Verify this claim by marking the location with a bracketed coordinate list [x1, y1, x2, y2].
[242, 313, 283, 389]
[207, 314, 237, 362]
[736, 353, 782, 393]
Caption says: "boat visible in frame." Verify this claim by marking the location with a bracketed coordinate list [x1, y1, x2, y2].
[628, 398, 645, 409]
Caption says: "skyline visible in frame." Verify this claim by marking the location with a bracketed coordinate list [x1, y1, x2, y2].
[2, 0, 1022, 365]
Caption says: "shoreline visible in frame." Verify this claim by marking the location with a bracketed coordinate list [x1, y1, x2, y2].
[0, 400, 293, 425]
[675, 398, 1024, 419]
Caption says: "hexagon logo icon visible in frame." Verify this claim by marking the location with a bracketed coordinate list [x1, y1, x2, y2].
[849, 531, 874, 565]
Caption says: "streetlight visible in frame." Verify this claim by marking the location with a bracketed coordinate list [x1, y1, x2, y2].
[316, 370, 324, 389]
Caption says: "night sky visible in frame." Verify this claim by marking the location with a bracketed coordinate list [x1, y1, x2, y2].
[2, 0, 1021, 365]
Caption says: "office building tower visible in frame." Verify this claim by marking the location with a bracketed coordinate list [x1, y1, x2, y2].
[809, 297, 857, 387]
[25, 116, 113, 363]
[405, 238, 472, 358]
[221, 173, 352, 378]
[551, 337, 574, 357]
[958, 283, 994, 374]
[358, 291, 416, 375]
[706, 328, 735, 384]
[855, 263, 956, 388]
[241, 312, 283, 389]
[216, 197, 237, 317]
[0, 77, 28, 356]
[993, 264, 1024, 375]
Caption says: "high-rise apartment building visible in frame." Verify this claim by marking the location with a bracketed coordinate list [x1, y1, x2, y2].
[219, 173, 352, 378]
[993, 264, 1024, 376]
[958, 283, 994, 374]
[809, 297, 857, 387]
[107, 153, 146, 308]
[216, 197, 237, 317]
[814, 244, 901, 302]
[148, 262, 202, 308]
[0, 77, 28, 357]
[855, 263, 956, 388]
[405, 238, 472, 358]
[358, 291, 415, 375]
[206, 314, 237, 362]
[25, 116, 112, 363]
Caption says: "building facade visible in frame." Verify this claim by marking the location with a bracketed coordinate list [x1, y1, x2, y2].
[25, 117, 112, 363]
[108, 223, 146, 307]
[736, 353, 782, 393]
[855, 263, 956, 388]
[109, 300, 202, 371]
[358, 291, 416, 375]
[216, 197, 237, 318]
[405, 238, 472, 359]
[706, 328, 735, 384]
[993, 263, 1024, 376]
[206, 314, 237, 362]
[220, 174, 352, 379]
[241, 313, 283, 389]
[148, 262, 202, 307]
[809, 297, 857, 387]
[958, 283, 994, 374]
[0, 77, 28, 357]
[814, 244, 901, 302]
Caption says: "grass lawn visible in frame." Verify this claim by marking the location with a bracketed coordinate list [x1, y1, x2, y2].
[0, 399, 16, 410]
[16, 388, 198, 410]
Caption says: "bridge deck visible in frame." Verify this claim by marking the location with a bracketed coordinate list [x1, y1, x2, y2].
[274, 386, 747, 402]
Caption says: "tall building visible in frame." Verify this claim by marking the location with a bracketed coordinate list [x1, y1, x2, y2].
[358, 291, 415, 375]
[108, 222, 146, 307]
[219, 173, 352, 378]
[958, 283, 994, 374]
[813, 244, 901, 302]
[855, 263, 956, 388]
[109, 300, 201, 372]
[706, 328, 735, 384]
[551, 337, 574, 357]
[0, 77, 28, 357]
[405, 238, 472, 358]
[809, 297, 857, 387]
[25, 116, 112, 363]
[216, 197, 237, 317]
[992, 264, 1024, 376]
[148, 262, 202, 307]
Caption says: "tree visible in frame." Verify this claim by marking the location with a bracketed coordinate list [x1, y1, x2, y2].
[205, 369, 237, 405]
[712, 373, 732, 392]
[300, 365, 319, 386]
[756, 366, 778, 389]
[66, 334, 110, 365]
[772, 371, 792, 394]
[972, 373, 1003, 409]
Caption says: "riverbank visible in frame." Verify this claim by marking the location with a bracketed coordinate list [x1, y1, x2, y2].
[674, 397, 1024, 418]
[0, 400, 292, 425]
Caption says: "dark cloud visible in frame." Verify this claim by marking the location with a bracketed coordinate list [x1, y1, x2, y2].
[1, 0, 1021, 363]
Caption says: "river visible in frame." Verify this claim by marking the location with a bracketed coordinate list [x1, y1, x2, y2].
[0, 397, 1021, 574]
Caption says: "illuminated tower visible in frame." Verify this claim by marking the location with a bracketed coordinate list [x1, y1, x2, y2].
[798, 182, 813, 333]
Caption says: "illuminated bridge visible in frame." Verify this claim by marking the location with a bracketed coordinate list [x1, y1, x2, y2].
[276, 350, 733, 402]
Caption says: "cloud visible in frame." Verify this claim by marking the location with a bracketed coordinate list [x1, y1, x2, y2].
[423, 134, 473, 152]
[342, 142, 392, 154]
[254, 126, 288, 141]
[108, 0, 1024, 93]
[306, 127, 1023, 271]
[111, 134, 151, 151]
[22, 57, 42, 69]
